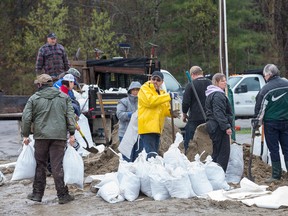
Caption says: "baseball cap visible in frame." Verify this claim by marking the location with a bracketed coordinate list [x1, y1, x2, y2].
[63, 74, 75, 82]
[34, 74, 53, 84]
[151, 71, 164, 80]
[190, 66, 203, 75]
[47, 32, 57, 38]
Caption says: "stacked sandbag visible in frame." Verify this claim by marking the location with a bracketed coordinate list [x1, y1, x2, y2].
[96, 132, 231, 203]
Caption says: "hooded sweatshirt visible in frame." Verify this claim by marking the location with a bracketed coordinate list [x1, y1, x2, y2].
[116, 81, 142, 137]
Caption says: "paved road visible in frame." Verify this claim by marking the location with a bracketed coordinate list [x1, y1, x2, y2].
[0, 120, 22, 161]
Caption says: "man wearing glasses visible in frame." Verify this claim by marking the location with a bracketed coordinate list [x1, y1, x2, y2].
[35, 32, 70, 81]
[138, 71, 179, 159]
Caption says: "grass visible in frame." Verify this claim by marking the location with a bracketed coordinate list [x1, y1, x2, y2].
[235, 128, 251, 134]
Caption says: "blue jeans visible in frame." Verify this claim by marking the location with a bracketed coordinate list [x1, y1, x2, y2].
[184, 120, 205, 152]
[139, 133, 160, 159]
[264, 120, 288, 162]
[119, 137, 143, 162]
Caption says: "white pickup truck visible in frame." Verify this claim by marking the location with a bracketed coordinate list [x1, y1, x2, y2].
[228, 74, 266, 117]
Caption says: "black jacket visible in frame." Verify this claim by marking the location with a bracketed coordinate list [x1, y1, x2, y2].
[205, 91, 233, 131]
[182, 77, 211, 121]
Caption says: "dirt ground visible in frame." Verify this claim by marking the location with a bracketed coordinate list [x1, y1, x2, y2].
[0, 120, 288, 216]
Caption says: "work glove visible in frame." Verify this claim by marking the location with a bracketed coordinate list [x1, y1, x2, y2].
[127, 112, 132, 118]
[172, 109, 181, 118]
[251, 118, 260, 129]
[169, 92, 179, 100]
[251, 118, 261, 136]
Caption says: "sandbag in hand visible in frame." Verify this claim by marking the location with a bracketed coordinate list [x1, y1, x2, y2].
[172, 109, 181, 118]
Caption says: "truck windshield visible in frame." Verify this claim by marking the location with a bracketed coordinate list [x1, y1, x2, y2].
[228, 77, 242, 88]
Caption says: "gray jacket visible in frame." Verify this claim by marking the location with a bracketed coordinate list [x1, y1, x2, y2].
[116, 81, 141, 137]
[22, 86, 76, 140]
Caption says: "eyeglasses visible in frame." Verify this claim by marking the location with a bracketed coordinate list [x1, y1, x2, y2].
[152, 77, 162, 82]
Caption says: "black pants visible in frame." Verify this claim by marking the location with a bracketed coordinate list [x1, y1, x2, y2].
[207, 123, 230, 172]
[33, 139, 68, 198]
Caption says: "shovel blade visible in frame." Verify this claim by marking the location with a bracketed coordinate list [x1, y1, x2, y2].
[83, 146, 99, 154]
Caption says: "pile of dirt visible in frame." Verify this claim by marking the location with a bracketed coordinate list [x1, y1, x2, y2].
[84, 119, 287, 191]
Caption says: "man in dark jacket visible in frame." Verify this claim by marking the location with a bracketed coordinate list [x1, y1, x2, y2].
[22, 74, 76, 204]
[254, 64, 288, 183]
[35, 32, 70, 80]
[182, 66, 212, 154]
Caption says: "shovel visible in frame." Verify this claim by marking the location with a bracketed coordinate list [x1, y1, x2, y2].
[96, 92, 111, 146]
[77, 123, 99, 154]
[170, 97, 175, 142]
[248, 127, 256, 182]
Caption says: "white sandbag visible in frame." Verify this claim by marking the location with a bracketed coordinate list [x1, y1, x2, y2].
[0, 171, 6, 186]
[134, 151, 153, 197]
[74, 114, 94, 156]
[188, 159, 213, 196]
[119, 170, 140, 201]
[63, 145, 84, 189]
[204, 156, 230, 190]
[165, 167, 196, 198]
[97, 181, 125, 203]
[226, 143, 244, 184]
[163, 132, 189, 170]
[118, 111, 139, 159]
[95, 172, 118, 188]
[149, 164, 170, 201]
[11, 143, 36, 181]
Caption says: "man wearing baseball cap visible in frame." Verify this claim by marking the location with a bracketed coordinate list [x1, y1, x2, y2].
[138, 71, 180, 159]
[22, 74, 76, 204]
[35, 32, 70, 81]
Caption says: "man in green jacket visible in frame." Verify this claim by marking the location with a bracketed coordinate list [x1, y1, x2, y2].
[22, 74, 76, 204]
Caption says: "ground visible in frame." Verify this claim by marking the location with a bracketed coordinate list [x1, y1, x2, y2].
[0, 120, 287, 216]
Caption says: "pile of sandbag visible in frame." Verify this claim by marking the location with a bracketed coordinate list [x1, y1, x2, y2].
[95, 132, 241, 203]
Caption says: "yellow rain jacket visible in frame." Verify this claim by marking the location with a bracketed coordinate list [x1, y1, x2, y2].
[138, 81, 171, 134]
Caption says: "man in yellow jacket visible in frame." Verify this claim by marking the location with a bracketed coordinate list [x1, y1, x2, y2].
[138, 71, 178, 158]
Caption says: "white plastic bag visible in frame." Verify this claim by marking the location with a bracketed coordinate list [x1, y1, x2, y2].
[163, 132, 189, 170]
[149, 164, 170, 201]
[119, 170, 140, 201]
[0, 171, 6, 186]
[204, 156, 230, 190]
[135, 151, 153, 197]
[188, 157, 213, 196]
[11, 144, 36, 181]
[165, 167, 196, 198]
[226, 143, 244, 183]
[63, 145, 84, 188]
[118, 111, 138, 159]
[97, 181, 125, 203]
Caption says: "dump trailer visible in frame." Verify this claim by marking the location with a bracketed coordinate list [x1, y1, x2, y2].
[0, 57, 160, 145]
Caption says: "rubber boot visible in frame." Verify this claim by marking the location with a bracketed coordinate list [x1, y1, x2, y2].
[265, 161, 282, 183]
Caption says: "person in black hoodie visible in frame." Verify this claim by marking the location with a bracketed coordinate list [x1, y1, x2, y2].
[205, 73, 233, 172]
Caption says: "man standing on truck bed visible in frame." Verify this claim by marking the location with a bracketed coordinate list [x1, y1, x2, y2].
[254, 64, 288, 183]
[138, 71, 180, 158]
[182, 66, 211, 155]
[35, 32, 70, 81]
